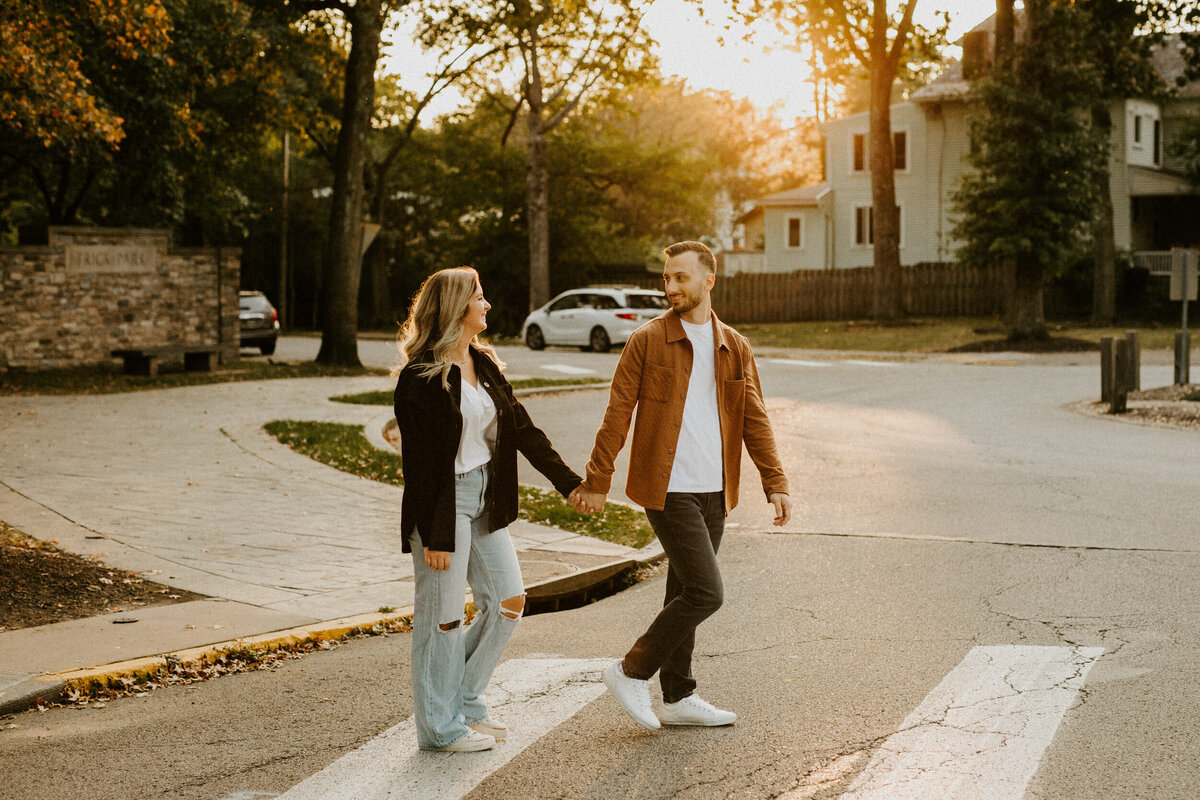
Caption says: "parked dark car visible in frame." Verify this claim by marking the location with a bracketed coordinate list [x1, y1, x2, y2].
[239, 290, 280, 355]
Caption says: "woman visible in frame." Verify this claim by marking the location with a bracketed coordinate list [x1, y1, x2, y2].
[393, 267, 583, 752]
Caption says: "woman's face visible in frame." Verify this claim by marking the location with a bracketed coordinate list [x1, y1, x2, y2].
[462, 281, 491, 337]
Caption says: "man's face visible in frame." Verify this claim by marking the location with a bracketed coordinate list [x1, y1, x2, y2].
[662, 251, 713, 315]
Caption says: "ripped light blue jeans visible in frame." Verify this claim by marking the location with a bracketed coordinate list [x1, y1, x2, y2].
[410, 464, 525, 750]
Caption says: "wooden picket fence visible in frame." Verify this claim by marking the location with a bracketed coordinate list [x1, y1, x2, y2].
[707, 262, 1007, 323]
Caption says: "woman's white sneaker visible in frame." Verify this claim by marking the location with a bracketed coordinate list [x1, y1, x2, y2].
[602, 661, 661, 730]
[437, 729, 496, 752]
[658, 695, 736, 726]
[469, 718, 507, 742]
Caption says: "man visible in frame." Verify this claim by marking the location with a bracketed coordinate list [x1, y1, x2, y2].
[570, 240, 791, 730]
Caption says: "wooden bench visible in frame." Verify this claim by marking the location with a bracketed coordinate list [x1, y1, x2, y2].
[111, 346, 221, 376]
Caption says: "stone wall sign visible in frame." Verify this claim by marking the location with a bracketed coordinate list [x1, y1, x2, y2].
[65, 244, 159, 274]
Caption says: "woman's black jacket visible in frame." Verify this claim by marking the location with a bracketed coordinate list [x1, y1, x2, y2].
[393, 347, 582, 553]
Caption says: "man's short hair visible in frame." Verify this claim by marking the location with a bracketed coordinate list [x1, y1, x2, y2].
[663, 241, 716, 274]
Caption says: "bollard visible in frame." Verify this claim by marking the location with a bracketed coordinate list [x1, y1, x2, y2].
[1176, 331, 1191, 386]
[1111, 338, 1129, 414]
[1124, 330, 1140, 391]
[1100, 337, 1114, 403]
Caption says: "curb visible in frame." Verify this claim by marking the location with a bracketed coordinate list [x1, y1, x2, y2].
[0, 540, 664, 717]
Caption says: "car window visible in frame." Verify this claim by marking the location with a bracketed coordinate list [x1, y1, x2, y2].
[548, 295, 579, 312]
[626, 293, 669, 309]
[239, 294, 272, 311]
[593, 295, 620, 310]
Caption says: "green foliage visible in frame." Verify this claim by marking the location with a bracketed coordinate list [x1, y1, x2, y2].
[1183, 390, 1200, 402]
[264, 419, 654, 548]
[952, 0, 1105, 275]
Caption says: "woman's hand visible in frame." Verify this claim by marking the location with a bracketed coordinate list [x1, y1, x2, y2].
[425, 549, 451, 571]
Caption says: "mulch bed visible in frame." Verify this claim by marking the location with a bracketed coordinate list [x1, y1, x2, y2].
[0, 522, 205, 632]
[948, 336, 1100, 353]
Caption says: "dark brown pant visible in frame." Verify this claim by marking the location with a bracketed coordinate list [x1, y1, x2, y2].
[622, 491, 725, 704]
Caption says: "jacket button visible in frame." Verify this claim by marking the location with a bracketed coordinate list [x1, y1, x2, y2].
[661, 473, 667, 479]
[668, 448, 674, 454]
[679, 393, 685, 399]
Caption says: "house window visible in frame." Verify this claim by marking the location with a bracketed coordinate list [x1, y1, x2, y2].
[786, 217, 803, 248]
[854, 206, 873, 246]
[853, 206, 903, 247]
[1133, 115, 1142, 145]
[852, 131, 907, 172]
[1154, 119, 1161, 165]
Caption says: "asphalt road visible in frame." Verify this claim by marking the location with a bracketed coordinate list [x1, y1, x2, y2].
[4, 337, 1199, 799]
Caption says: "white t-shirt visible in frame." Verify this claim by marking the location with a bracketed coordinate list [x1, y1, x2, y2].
[668, 317, 723, 493]
[455, 379, 497, 474]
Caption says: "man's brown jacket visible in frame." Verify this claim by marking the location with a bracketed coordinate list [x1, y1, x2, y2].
[582, 309, 788, 512]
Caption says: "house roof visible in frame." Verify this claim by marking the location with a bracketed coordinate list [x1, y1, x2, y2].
[910, 19, 1200, 105]
[1152, 35, 1200, 100]
[735, 183, 830, 225]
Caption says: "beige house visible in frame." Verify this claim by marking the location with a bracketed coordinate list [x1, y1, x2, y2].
[727, 18, 1200, 277]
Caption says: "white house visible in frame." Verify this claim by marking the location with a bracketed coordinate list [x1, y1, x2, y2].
[726, 16, 1200, 277]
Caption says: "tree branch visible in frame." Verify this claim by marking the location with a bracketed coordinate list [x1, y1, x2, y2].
[887, 0, 919, 72]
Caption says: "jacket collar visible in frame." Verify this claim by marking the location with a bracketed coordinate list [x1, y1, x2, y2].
[664, 309, 731, 351]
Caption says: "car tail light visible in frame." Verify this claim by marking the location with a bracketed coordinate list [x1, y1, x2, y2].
[616, 313, 636, 320]
[272, 309, 279, 322]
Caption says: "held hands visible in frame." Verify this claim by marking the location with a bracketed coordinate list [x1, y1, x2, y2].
[769, 493, 792, 527]
[569, 485, 607, 514]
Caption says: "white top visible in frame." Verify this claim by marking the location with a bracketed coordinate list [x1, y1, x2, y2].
[668, 317, 723, 493]
[455, 378, 497, 474]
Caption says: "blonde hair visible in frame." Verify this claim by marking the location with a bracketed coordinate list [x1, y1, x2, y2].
[391, 266, 503, 387]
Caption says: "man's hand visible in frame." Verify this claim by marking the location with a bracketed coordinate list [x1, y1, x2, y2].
[769, 493, 792, 527]
[425, 549, 451, 571]
[569, 486, 607, 514]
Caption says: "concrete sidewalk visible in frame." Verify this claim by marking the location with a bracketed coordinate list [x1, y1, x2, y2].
[0, 376, 657, 714]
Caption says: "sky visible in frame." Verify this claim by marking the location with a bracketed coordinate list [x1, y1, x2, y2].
[381, 0, 1006, 123]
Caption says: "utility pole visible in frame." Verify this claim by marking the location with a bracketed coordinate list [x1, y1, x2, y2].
[279, 130, 291, 330]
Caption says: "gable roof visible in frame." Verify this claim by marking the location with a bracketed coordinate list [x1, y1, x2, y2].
[735, 183, 830, 225]
[910, 18, 1200, 105]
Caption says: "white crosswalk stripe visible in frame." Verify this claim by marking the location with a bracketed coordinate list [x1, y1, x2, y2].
[271, 658, 609, 800]
[838, 645, 1105, 800]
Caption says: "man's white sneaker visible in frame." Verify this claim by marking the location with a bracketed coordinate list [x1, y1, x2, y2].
[436, 729, 496, 752]
[469, 718, 507, 742]
[602, 660, 661, 731]
[658, 695, 737, 726]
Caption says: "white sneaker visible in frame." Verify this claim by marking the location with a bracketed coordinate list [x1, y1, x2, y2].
[437, 729, 496, 752]
[469, 718, 507, 742]
[603, 660, 661, 731]
[658, 694, 737, 726]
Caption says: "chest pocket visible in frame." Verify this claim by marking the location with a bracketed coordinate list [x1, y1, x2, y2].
[723, 378, 746, 414]
[641, 364, 674, 403]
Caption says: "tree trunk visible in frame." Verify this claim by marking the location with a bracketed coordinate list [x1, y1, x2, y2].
[524, 38, 551, 313]
[1008, 250, 1049, 341]
[316, 0, 383, 367]
[1091, 103, 1117, 325]
[362, 170, 393, 329]
[870, 57, 903, 321]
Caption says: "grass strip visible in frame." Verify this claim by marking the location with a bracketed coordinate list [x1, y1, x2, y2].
[1, 360, 386, 397]
[737, 317, 1182, 352]
[330, 377, 608, 406]
[264, 420, 653, 549]
[1184, 390, 1200, 402]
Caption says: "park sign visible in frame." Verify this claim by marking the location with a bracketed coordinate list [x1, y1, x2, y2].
[1170, 248, 1198, 302]
[65, 243, 159, 274]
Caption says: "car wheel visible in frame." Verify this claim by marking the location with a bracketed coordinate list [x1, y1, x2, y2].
[525, 325, 545, 350]
[589, 326, 611, 353]
[259, 339, 276, 356]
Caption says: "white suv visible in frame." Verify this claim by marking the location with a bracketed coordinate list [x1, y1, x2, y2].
[521, 287, 669, 352]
